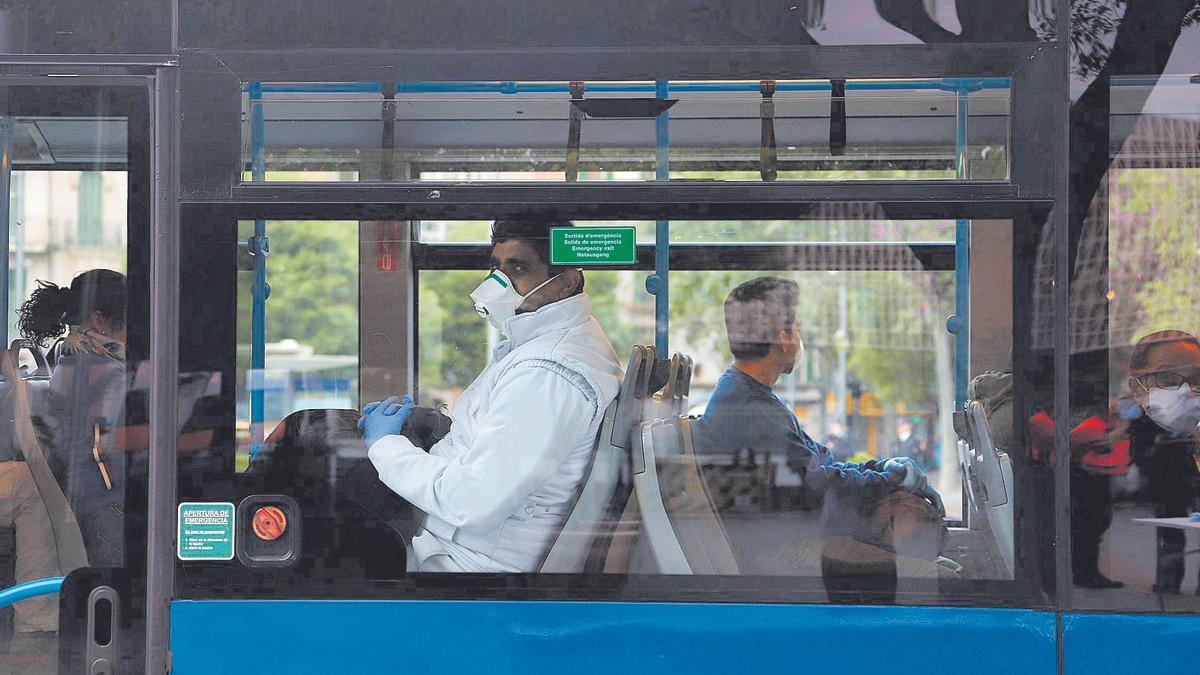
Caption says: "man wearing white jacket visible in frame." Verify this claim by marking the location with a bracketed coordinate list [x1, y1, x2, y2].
[360, 218, 622, 573]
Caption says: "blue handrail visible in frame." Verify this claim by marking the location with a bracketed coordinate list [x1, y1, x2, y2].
[952, 83, 971, 408]
[653, 80, 671, 355]
[0, 577, 64, 609]
[249, 82, 269, 463]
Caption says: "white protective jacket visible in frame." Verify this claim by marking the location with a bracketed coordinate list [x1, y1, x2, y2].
[368, 294, 622, 572]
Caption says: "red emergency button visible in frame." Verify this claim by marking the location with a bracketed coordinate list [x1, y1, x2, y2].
[252, 505, 287, 541]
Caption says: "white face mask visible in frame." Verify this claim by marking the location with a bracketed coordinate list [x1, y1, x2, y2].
[782, 335, 805, 375]
[469, 270, 559, 336]
[1145, 386, 1200, 437]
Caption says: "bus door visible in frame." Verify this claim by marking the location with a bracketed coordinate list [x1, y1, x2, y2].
[0, 79, 156, 673]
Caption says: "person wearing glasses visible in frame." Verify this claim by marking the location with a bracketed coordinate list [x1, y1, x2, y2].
[1122, 330, 1200, 594]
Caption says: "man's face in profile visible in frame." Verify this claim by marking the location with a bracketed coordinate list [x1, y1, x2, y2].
[489, 240, 551, 295]
[780, 317, 802, 375]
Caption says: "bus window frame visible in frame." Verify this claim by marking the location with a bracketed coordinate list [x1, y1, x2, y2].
[171, 38, 1066, 611]
[176, 200, 1054, 611]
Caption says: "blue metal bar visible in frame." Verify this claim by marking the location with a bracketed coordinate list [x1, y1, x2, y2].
[0, 577, 64, 609]
[952, 85, 971, 408]
[249, 82, 268, 462]
[246, 78, 1012, 96]
[653, 80, 670, 355]
[0, 118, 12, 345]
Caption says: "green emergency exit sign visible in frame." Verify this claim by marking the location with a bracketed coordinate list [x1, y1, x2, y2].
[177, 502, 236, 561]
[550, 227, 637, 265]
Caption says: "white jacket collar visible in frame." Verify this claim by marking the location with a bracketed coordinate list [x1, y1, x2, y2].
[501, 294, 592, 350]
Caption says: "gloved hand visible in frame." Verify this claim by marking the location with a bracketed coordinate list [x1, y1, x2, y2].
[358, 395, 414, 448]
[883, 457, 946, 517]
[883, 456, 925, 490]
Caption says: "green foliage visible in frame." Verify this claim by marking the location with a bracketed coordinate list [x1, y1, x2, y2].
[1114, 168, 1200, 340]
[418, 271, 488, 392]
[237, 221, 359, 356]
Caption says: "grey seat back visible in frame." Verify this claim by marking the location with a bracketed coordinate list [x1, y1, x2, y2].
[1, 344, 89, 570]
[632, 415, 740, 575]
[961, 399, 1015, 579]
[539, 345, 655, 573]
[655, 353, 692, 419]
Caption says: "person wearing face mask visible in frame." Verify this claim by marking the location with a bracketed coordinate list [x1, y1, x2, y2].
[359, 217, 622, 573]
[691, 277, 944, 583]
[16, 269, 128, 567]
[1124, 330, 1200, 594]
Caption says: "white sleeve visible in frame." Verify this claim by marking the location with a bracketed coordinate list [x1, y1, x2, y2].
[367, 363, 597, 531]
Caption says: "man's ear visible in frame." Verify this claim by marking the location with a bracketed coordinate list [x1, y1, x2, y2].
[771, 330, 791, 358]
[517, 268, 583, 313]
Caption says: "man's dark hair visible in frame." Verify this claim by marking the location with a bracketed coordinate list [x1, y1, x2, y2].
[490, 217, 575, 274]
[723, 276, 799, 361]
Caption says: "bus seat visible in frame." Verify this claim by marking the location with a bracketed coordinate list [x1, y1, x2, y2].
[538, 399, 625, 573]
[654, 353, 693, 419]
[631, 416, 739, 575]
[961, 400, 1015, 579]
[0, 343, 89, 573]
[540, 345, 655, 573]
[672, 417, 739, 574]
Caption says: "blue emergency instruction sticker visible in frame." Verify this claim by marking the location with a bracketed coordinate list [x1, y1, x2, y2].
[177, 502, 236, 561]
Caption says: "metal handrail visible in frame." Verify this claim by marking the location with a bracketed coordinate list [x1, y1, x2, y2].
[0, 577, 65, 609]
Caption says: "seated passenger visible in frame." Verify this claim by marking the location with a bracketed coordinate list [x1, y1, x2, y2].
[691, 277, 945, 580]
[17, 269, 128, 566]
[0, 382, 62, 640]
[694, 277, 943, 512]
[360, 218, 622, 573]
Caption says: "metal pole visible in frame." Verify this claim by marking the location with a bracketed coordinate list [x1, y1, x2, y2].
[835, 270, 848, 429]
[1054, 0, 1074, 618]
[0, 116, 13, 344]
[952, 86, 971, 408]
[248, 82, 268, 460]
[145, 66, 180, 675]
[13, 172, 24, 333]
[653, 80, 669, 355]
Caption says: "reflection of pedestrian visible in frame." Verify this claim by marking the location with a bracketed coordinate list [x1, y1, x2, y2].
[1124, 331, 1200, 593]
[823, 421, 848, 461]
[893, 420, 931, 469]
[1071, 464, 1118, 588]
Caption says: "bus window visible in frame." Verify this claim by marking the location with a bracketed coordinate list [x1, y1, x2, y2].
[1069, 74, 1200, 614]
[241, 79, 1011, 184]
[235, 220, 360, 470]
[225, 212, 1050, 604]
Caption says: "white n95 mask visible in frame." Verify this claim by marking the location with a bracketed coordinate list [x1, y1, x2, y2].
[1145, 386, 1200, 438]
[469, 270, 559, 335]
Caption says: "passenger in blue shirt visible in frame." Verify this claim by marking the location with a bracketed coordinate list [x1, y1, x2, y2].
[692, 276, 944, 537]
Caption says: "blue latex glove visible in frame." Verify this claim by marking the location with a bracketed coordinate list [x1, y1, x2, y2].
[883, 457, 945, 517]
[918, 483, 946, 517]
[358, 395, 414, 448]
